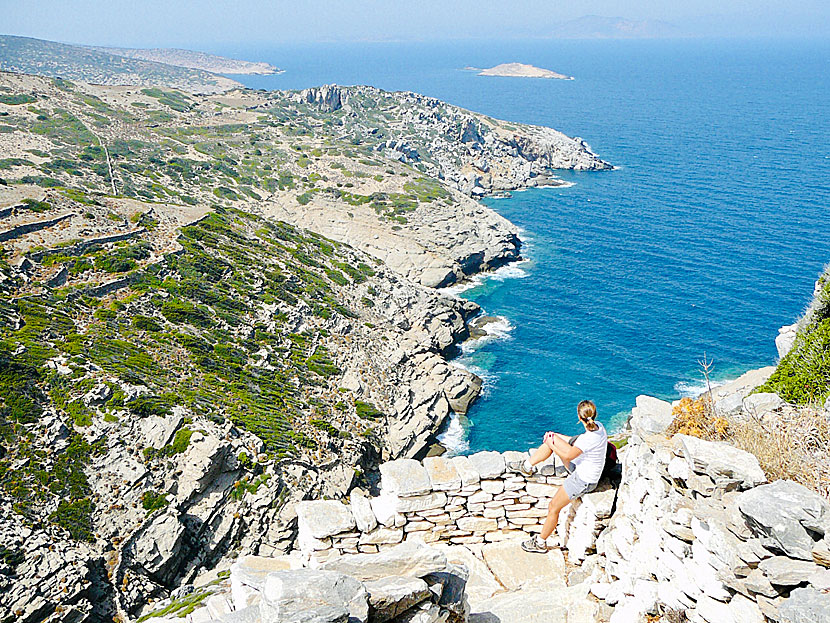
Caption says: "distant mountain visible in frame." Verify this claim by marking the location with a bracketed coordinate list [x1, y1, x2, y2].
[550, 15, 683, 39]
[0, 35, 240, 93]
[90, 46, 280, 75]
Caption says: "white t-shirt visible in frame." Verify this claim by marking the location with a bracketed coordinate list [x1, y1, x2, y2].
[571, 422, 608, 484]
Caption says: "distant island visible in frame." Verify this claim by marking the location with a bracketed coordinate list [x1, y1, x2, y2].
[90, 46, 282, 75]
[473, 63, 574, 80]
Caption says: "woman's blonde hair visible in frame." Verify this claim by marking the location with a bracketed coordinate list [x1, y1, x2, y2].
[578, 400, 599, 431]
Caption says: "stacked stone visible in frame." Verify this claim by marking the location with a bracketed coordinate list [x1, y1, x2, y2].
[147, 542, 469, 623]
[591, 397, 830, 623]
[295, 450, 616, 564]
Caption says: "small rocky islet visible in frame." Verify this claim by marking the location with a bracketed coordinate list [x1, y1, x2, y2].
[0, 45, 828, 623]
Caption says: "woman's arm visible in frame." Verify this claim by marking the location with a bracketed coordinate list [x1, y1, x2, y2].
[545, 432, 583, 463]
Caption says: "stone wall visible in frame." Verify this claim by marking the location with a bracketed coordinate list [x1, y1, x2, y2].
[294, 449, 616, 564]
[589, 397, 830, 623]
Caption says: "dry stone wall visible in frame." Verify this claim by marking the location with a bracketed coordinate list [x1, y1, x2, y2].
[294, 449, 617, 564]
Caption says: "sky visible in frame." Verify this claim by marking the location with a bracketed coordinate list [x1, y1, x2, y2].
[2, 0, 829, 47]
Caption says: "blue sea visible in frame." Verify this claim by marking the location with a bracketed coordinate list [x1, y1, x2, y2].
[221, 39, 830, 452]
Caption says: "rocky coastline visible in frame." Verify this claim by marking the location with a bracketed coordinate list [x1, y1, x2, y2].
[0, 70, 611, 621]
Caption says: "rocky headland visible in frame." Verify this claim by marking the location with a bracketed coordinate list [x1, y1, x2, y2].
[89, 47, 281, 76]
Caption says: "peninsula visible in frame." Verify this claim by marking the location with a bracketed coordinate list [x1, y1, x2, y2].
[90, 46, 282, 75]
[477, 62, 574, 80]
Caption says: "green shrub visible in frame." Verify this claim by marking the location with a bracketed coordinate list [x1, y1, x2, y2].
[132, 315, 162, 332]
[141, 490, 169, 513]
[355, 400, 383, 420]
[165, 428, 193, 455]
[49, 498, 94, 542]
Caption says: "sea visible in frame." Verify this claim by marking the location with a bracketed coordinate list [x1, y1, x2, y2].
[220, 38, 830, 453]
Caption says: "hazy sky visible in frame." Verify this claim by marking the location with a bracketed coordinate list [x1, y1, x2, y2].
[3, 0, 829, 47]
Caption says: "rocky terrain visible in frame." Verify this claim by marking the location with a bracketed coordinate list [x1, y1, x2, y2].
[0, 70, 611, 622]
[90, 48, 280, 76]
[121, 368, 830, 623]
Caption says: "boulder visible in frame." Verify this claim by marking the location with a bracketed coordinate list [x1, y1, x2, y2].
[778, 587, 830, 623]
[380, 460, 432, 497]
[297, 500, 356, 540]
[738, 481, 830, 560]
[742, 393, 784, 417]
[630, 395, 674, 435]
[131, 509, 187, 585]
[433, 545, 500, 604]
[320, 543, 448, 582]
[776, 324, 798, 359]
[364, 576, 431, 623]
[422, 456, 462, 491]
[423, 562, 469, 616]
[673, 434, 767, 489]
[231, 555, 292, 605]
[467, 451, 505, 479]
[260, 568, 367, 623]
[813, 536, 830, 567]
[758, 557, 822, 586]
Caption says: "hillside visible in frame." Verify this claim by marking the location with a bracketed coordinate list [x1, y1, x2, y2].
[0, 71, 608, 621]
[0, 35, 240, 94]
[90, 46, 279, 75]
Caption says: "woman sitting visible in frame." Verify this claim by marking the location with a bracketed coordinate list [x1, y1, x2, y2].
[506, 399, 608, 553]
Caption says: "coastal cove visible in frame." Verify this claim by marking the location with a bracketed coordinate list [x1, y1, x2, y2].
[230, 38, 830, 452]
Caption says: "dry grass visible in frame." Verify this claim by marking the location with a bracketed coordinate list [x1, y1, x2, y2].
[667, 397, 830, 500]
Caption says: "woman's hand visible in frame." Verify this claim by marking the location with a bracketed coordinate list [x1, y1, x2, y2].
[543, 431, 556, 450]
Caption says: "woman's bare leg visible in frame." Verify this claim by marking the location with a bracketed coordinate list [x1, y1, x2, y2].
[529, 443, 553, 465]
[540, 486, 571, 540]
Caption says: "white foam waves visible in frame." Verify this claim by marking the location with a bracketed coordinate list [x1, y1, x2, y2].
[674, 378, 726, 398]
[439, 258, 531, 298]
[436, 412, 470, 456]
[462, 316, 514, 354]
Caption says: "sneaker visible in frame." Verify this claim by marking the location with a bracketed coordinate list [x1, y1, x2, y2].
[521, 536, 548, 554]
[506, 460, 535, 477]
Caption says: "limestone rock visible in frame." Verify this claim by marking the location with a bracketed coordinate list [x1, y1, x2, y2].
[423, 456, 462, 491]
[728, 593, 765, 623]
[480, 540, 566, 591]
[776, 324, 798, 359]
[260, 568, 367, 623]
[778, 587, 830, 623]
[320, 542, 448, 582]
[813, 536, 830, 567]
[449, 455, 480, 487]
[364, 576, 431, 623]
[380, 459, 433, 497]
[467, 451, 505, 479]
[231, 555, 292, 607]
[297, 500, 357, 539]
[758, 557, 822, 586]
[351, 493, 379, 533]
[131, 509, 187, 584]
[630, 395, 674, 435]
[738, 480, 830, 560]
[673, 434, 767, 489]
[742, 393, 784, 418]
